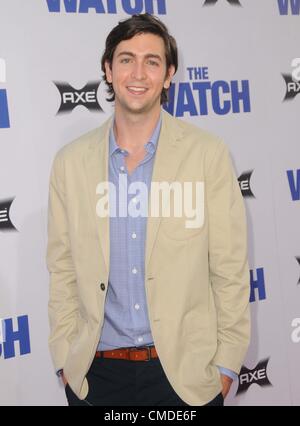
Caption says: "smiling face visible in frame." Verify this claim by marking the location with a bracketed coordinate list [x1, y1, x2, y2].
[105, 32, 175, 117]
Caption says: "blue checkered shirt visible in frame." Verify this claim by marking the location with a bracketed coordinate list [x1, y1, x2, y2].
[98, 117, 161, 351]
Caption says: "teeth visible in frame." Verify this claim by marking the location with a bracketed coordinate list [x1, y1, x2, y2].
[128, 87, 147, 92]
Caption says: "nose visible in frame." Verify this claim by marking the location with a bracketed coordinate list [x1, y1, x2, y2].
[131, 61, 146, 80]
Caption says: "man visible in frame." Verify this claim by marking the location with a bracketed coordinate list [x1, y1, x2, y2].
[47, 14, 250, 406]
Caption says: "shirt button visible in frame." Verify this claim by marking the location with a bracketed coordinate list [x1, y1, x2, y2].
[132, 267, 138, 274]
[100, 283, 106, 291]
[134, 304, 140, 310]
[137, 336, 143, 343]
[132, 233, 137, 239]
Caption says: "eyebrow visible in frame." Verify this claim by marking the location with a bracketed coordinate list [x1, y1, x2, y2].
[117, 51, 162, 62]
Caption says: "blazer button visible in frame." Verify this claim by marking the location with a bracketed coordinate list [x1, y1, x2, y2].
[100, 283, 106, 291]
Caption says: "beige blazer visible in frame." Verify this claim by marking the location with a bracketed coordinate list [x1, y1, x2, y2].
[47, 111, 250, 405]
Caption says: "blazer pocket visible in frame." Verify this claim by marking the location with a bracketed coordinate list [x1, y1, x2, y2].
[160, 217, 204, 241]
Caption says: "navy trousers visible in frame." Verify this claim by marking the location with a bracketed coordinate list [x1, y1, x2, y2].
[65, 356, 224, 406]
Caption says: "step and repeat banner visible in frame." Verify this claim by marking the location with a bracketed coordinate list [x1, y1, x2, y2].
[0, 0, 299, 406]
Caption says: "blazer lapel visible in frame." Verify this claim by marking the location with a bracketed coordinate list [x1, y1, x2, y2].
[145, 111, 185, 269]
[84, 117, 112, 274]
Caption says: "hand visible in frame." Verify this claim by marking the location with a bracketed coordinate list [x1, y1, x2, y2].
[220, 374, 233, 399]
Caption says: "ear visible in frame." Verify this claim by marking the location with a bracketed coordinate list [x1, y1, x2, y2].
[163, 65, 176, 89]
[104, 60, 113, 83]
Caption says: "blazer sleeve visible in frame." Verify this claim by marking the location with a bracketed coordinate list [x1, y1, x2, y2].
[206, 141, 251, 374]
[46, 151, 79, 372]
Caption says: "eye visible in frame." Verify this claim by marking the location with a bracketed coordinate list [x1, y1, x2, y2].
[120, 58, 132, 64]
[147, 60, 159, 67]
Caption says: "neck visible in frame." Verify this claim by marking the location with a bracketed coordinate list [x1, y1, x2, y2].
[113, 106, 161, 152]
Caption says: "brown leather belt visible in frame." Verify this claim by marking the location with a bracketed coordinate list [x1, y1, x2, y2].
[95, 346, 158, 361]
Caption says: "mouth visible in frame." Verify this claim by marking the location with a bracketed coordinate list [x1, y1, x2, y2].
[127, 86, 148, 96]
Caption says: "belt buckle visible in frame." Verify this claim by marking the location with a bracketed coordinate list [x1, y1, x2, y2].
[144, 346, 151, 362]
[134, 346, 151, 362]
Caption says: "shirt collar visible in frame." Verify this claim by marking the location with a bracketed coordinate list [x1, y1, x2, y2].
[109, 113, 162, 157]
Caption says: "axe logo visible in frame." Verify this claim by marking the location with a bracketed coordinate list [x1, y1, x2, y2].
[0, 199, 17, 231]
[54, 81, 104, 114]
[282, 59, 300, 101]
[203, 0, 241, 6]
[236, 359, 272, 395]
[282, 74, 300, 101]
[238, 170, 254, 198]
